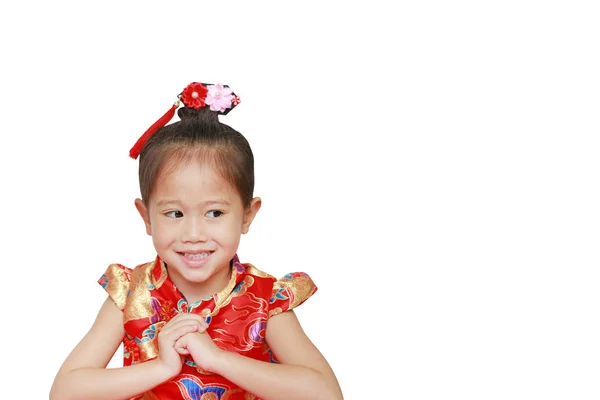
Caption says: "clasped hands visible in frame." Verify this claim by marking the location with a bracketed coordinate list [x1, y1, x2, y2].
[156, 313, 223, 377]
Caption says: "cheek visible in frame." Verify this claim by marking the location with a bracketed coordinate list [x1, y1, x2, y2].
[151, 220, 177, 244]
[214, 219, 243, 242]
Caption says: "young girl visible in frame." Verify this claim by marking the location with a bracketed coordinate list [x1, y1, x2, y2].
[50, 82, 343, 400]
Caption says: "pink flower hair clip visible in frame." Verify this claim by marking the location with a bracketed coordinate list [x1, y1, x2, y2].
[129, 81, 241, 159]
[182, 82, 240, 113]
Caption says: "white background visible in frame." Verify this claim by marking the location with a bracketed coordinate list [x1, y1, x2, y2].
[1, 1, 599, 398]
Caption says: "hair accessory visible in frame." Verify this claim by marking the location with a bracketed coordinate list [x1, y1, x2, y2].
[128, 82, 240, 159]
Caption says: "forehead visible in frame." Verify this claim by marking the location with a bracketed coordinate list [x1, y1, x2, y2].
[153, 160, 240, 204]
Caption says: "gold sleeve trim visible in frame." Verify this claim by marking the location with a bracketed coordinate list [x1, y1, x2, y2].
[124, 262, 156, 323]
[102, 264, 132, 310]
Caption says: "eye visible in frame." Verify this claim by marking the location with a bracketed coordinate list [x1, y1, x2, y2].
[165, 210, 184, 219]
[206, 210, 224, 218]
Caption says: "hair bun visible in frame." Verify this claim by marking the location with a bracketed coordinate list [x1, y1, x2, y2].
[128, 81, 239, 159]
[177, 107, 220, 123]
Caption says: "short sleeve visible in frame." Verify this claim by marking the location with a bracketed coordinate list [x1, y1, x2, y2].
[268, 272, 317, 318]
[98, 264, 132, 311]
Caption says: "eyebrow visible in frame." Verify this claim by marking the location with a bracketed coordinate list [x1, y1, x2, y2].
[155, 199, 231, 207]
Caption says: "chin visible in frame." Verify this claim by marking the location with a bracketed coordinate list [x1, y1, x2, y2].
[172, 265, 213, 281]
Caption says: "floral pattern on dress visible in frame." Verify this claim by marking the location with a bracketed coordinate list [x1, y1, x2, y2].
[99, 255, 316, 399]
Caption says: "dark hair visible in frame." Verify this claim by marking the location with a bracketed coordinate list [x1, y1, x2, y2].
[138, 107, 254, 208]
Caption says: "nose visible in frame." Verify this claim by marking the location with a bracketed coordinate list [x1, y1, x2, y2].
[180, 215, 207, 243]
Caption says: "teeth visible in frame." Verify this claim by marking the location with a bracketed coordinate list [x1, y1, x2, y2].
[184, 252, 210, 260]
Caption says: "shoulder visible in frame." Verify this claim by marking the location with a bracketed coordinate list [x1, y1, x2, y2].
[269, 272, 317, 315]
[129, 259, 159, 279]
[241, 262, 317, 294]
[100, 260, 156, 286]
[239, 262, 318, 317]
[99, 263, 132, 292]
[243, 263, 277, 281]
[99, 259, 156, 310]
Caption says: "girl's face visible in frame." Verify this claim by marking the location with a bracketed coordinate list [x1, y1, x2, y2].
[135, 160, 261, 300]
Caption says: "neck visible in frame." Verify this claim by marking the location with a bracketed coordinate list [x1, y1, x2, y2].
[167, 263, 232, 304]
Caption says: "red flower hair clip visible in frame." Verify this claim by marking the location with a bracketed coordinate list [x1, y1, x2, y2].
[181, 82, 208, 109]
[128, 82, 240, 159]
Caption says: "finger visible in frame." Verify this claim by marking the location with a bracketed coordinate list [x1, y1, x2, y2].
[169, 313, 210, 326]
[176, 347, 190, 355]
[174, 341, 190, 355]
[163, 314, 201, 328]
[162, 324, 199, 343]
[161, 320, 203, 336]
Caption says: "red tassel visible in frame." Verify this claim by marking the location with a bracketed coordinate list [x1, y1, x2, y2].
[129, 104, 177, 159]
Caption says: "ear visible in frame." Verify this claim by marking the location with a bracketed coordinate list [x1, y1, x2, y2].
[134, 198, 152, 236]
[242, 197, 262, 234]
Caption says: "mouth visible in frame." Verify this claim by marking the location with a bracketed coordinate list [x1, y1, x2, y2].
[178, 251, 213, 260]
[177, 251, 214, 268]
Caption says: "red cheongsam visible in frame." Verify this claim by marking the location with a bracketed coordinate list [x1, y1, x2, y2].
[99, 255, 316, 399]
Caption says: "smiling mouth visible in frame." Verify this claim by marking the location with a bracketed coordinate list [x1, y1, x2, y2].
[178, 252, 213, 260]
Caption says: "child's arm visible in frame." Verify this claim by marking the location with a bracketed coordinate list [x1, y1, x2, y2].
[50, 297, 203, 400]
[178, 310, 343, 400]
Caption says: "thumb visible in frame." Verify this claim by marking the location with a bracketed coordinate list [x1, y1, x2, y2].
[175, 340, 190, 355]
